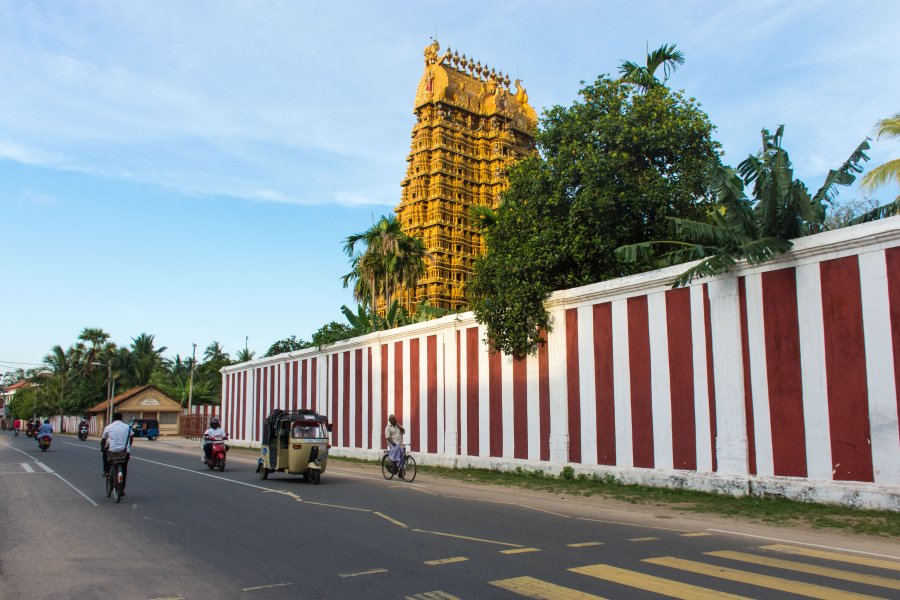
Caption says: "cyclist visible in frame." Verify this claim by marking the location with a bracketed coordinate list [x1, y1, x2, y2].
[384, 414, 405, 471]
[101, 412, 133, 496]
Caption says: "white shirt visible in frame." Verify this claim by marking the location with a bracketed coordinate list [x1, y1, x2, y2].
[102, 420, 131, 452]
[202, 427, 226, 445]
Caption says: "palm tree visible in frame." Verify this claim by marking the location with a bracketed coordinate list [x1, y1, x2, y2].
[42, 345, 73, 416]
[616, 125, 873, 287]
[342, 215, 431, 325]
[203, 341, 229, 363]
[619, 43, 685, 91]
[130, 333, 167, 386]
[235, 348, 255, 363]
[861, 113, 900, 199]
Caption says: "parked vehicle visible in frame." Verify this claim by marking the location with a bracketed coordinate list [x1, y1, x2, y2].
[203, 434, 228, 471]
[257, 409, 331, 484]
[130, 418, 159, 441]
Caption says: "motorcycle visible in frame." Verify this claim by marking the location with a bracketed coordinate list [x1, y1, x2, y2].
[37, 435, 51, 452]
[203, 434, 228, 472]
[78, 424, 89, 441]
[26, 425, 37, 439]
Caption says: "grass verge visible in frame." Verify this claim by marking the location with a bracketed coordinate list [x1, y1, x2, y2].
[335, 458, 900, 538]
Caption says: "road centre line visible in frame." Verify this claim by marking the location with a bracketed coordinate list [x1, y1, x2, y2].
[706, 529, 900, 560]
[412, 528, 523, 548]
[339, 568, 388, 578]
[374, 511, 408, 528]
[242, 582, 293, 592]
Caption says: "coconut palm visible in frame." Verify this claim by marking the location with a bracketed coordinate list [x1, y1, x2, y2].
[619, 43, 685, 91]
[203, 341, 229, 363]
[42, 345, 74, 416]
[129, 333, 167, 386]
[861, 113, 900, 199]
[342, 215, 431, 325]
[616, 125, 872, 287]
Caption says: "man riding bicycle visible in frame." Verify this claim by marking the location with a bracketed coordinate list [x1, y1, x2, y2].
[384, 414, 405, 471]
[101, 412, 133, 496]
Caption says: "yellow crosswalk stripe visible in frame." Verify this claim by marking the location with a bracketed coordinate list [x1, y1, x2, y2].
[570, 563, 749, 599]
[490, 576, 606, 599]
[500, 547, 541, 555]
[628, 537, 659, 542]
[568, 542, 604, 548]
[405, 592, 463, 600]
[680, 532, 712, 537]
[708, 550, 900, 591]
[762, 544, 900, 572]
[645, 556, 885, 600]
[424, 557, 469, 566]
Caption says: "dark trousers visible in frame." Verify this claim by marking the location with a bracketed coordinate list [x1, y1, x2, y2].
[102, 450, 130, 488]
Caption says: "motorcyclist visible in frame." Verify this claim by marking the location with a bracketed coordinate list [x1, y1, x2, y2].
[36, 419, 53, 444]
[201, 417, 226, 463]
[13, 418, 20, 436]
[78, 418, 89, 436]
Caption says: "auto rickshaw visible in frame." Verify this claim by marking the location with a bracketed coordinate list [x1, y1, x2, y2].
[130, 418, 159, 440]
[257, 409, 331, 484]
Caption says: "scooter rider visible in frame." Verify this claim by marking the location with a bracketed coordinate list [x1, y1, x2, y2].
[13, 418, 20, 436]
[36, 419, 53, 444]
[202, 417, 226, 463]
[101, 412, 133, 495]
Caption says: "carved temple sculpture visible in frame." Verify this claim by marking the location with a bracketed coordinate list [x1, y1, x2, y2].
[393, 40, 538, 312]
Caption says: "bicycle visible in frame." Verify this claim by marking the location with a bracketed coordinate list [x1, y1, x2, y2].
[381, 444, 417, 482]
[105, 451, 128, 503]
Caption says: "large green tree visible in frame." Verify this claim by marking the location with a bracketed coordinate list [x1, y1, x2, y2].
[469, 71, 719, 358]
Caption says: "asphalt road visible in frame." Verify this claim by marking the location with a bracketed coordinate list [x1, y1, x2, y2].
[2, 432, 899, 600]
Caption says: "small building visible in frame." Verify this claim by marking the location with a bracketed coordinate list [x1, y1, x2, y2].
[88, 384, 182, 435]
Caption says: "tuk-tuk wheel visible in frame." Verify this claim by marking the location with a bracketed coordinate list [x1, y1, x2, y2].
[310, 469, 321, 485]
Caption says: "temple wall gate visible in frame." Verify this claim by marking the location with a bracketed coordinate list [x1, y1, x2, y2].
[221, 217, 900, 509]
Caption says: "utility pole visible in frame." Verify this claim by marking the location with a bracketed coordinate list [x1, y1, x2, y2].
[187, 343, 197, 413]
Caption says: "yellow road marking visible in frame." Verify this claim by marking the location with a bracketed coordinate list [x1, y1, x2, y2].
[241, 582, 293, 591]
[412, 528, 521, 547]
[629, 537, 659, 542]
[708, 550, 900, 591]
[304, 500, 371, 512]
[571, 563, 749, 599]
[681, 532, 712, 537]
[405, 592, 463, 600]
[490, 575, 606, 599]
[500, 547, 540, 555]
[645, 556, 884, 599]
[339, 568, 388, 578]
[374, 511, 408, 528]
[568, 542, 604, 548]
[762, 544, 900, 572]
[423, 557, 469, 566]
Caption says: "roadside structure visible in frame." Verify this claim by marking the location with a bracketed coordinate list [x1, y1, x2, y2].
[87, 384, 182, 435]
[394, 40, 538, 311]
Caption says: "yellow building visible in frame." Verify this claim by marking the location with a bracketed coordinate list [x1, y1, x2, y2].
[394, 40, 537, 311]
[88, 384, 183, 435]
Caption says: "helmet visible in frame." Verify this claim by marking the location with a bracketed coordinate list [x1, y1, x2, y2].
[210, 417, 220, 429]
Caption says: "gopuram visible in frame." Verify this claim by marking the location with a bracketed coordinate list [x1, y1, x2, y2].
[394, 40, 538, 311]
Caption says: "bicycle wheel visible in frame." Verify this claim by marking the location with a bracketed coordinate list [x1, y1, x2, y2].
[381, 454, 395, 480]
[399, 455, 417, 482]
[105, 471, 113, 498]
[113, 465, 123, 503]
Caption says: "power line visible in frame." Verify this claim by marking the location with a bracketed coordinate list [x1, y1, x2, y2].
[0, 359, 44, 366]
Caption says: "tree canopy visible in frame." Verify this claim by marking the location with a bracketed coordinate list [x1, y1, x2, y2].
[468, 71, 719, 358]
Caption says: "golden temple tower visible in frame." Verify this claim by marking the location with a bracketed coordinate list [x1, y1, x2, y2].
[395, 40, 538, 311]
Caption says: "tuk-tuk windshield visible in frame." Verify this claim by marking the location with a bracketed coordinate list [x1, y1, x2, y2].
[291, 421, 326, 439]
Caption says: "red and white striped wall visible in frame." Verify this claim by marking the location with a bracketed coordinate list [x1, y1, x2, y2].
[222, 217, 900, 508]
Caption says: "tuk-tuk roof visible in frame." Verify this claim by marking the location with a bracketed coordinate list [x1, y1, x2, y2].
[265, 409, 327, 424]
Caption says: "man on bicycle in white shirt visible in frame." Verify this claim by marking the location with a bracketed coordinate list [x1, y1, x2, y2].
[101, 412, 133, 495]
[384, 414, 405, 471]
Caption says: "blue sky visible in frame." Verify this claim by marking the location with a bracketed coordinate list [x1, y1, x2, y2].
[2, 1, 899, 371]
